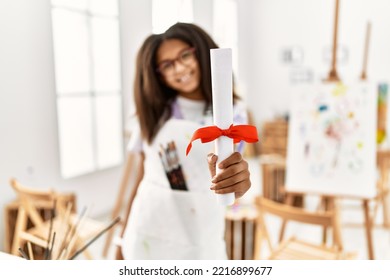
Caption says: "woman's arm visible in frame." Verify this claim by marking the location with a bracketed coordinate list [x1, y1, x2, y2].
[207, 152, 251, 199]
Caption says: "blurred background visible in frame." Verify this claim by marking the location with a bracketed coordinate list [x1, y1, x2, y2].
[1, 0, 390, 259]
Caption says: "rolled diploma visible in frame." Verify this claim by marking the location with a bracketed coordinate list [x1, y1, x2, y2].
[210, 48, 235, 206]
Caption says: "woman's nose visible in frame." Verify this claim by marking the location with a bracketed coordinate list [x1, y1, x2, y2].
[173, 60, 186, 73]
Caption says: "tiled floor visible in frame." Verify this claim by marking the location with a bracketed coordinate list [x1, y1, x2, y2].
[86, 157, 390, 260]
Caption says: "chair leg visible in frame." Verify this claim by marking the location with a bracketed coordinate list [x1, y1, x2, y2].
[82, 248, 93, 260]
[278, 194, 294, 242]
[11, 207, 27, 256]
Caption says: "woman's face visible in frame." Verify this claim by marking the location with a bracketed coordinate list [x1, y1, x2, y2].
[156, 39, 202, 100]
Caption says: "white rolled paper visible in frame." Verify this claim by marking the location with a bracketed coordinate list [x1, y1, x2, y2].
[210, 48, 235, 206]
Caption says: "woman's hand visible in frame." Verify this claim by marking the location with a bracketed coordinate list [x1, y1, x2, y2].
[207, 152, 251, 198]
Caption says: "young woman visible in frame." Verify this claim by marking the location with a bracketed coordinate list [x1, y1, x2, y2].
[120, 23, 251, 259]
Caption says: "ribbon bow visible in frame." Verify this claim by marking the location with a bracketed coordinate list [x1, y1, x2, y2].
[186, 124, 259, 155]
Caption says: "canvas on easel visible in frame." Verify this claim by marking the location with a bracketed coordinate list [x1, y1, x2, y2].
[283, 0, 379, 260]
[286, 81, 377, 199]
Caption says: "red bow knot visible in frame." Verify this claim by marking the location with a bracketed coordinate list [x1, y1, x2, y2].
[221, 128, 230, 136]
[186, 124, 259, 155]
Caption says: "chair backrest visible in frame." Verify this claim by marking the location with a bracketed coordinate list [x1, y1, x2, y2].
[255, 196, 343, 251]
[9, 178, 76, 257]
[10, 178, 57, 229]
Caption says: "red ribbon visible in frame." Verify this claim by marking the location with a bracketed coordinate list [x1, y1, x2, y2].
[186, 124, 259, 155]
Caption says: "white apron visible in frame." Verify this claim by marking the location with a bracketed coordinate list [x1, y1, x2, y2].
[122, 119, 227, 260]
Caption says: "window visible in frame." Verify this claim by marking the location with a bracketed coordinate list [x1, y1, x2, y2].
[51, 0, 123, 178]
[152, 0, 193, 34]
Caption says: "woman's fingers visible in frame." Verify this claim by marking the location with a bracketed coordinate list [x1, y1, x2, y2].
[211, 177, 251, 199]
[207, 153, 218, 178]
[217, 152, 242, 169]
[207, 151, 251, 199]
[210, 169, 249, 191]
[212, 155, 248, 183]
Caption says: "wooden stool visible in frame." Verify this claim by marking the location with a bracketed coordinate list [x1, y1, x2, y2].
[260, 156, 304, 207]
[225, 204, 257, 260]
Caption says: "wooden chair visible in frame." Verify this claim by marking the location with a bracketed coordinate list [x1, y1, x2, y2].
[254, 196, 355, 260]
[10, 178, 107, 260]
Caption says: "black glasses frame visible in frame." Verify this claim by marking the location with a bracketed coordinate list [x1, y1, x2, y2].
[156, 47, 197, 75]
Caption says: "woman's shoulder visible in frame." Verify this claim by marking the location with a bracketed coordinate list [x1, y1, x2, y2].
[126, 116, 143, 153]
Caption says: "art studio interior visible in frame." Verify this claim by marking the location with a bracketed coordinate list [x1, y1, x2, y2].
[1, 0, 390, 260]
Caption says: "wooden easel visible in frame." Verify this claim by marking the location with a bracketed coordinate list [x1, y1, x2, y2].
[360, 20, 390, 228]
[276, 2, 388, 259]
[316, 2, 382, 259]
[360, 21, 371, 81]
[324, 0, 372, 83]
[325, 0, 341, 82]
[359, 18, 390, 229]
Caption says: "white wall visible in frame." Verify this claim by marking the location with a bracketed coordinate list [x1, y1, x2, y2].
[193, 0, 213, 35]
[120, 0, 153, 127]
[240, 0, 390, 126]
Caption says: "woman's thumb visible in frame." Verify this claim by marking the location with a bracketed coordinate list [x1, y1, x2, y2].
[207, 153, 217, 178]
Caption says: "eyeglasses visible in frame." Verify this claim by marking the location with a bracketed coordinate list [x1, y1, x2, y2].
[156, 47, 196, 76]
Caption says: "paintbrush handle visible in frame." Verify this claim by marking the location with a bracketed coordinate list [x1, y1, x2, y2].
[69, 217, 120, 260]
[18, 248, 30, 260]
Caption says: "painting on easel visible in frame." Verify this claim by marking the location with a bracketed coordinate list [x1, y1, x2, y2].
[286, 81, 377, 198]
